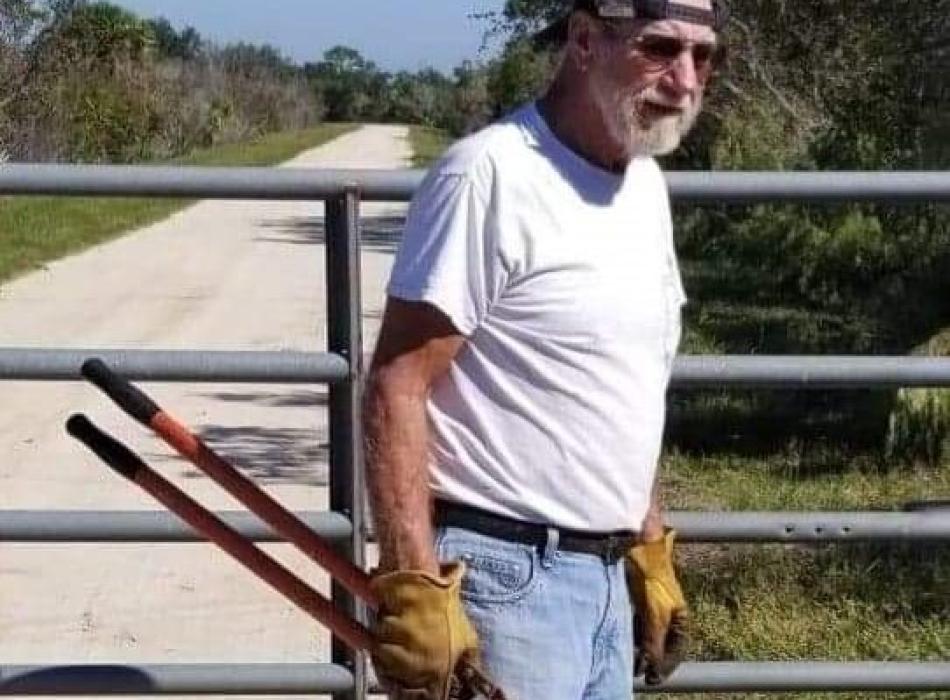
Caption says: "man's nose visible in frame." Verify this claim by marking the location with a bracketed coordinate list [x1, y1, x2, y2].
[663, 49, 699, 96]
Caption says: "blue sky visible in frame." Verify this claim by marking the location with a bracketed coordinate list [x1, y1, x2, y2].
[111, 0, 509, 73]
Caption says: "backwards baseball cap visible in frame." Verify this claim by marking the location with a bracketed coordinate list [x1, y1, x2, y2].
[534, 0, 729, 47]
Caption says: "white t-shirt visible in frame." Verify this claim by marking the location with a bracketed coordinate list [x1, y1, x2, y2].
[387, 102, 685, 531]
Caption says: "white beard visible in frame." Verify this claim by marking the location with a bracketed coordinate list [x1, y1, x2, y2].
[591, 78, 702, 160]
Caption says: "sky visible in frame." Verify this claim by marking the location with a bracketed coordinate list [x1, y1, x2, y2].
[111, 0, 509, 74]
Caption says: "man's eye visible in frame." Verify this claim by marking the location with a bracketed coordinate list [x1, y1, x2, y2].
[692, 44, 716, 65]
[639, 36, 684, 59]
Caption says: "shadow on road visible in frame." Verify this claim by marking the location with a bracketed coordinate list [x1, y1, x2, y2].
[255, 215, 404, 254]
[196, 388, 329, 408]
[191, 425, 329, 486]
[0, 666, 156, 694]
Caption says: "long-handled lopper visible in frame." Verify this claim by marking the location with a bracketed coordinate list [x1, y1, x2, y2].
[67, 358, 507, 700]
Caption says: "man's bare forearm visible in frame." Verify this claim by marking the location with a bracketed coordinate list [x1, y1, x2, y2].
[364, 371, 439, 575]
[640, 475, 666, 542]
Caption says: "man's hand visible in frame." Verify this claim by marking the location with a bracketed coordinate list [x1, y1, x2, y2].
[625, 529, 689, 685]
[371, 562, 481, 699]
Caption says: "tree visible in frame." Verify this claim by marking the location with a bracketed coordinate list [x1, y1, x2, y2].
[386, 69, 455, 126]
[42, 1, 153, 65]
[145, 17, 202, 60]
[219, 41, 293, 78]
[446, 61, 492, 135]
[486, 36, 555, 118]
[306, 45, 389, 122]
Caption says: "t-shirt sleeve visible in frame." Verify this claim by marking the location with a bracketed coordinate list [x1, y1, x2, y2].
[387, 171, 503, 336]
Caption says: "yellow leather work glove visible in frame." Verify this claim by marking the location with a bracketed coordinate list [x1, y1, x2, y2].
[625, 529, 689, 686]
[370, 562, 481, 700]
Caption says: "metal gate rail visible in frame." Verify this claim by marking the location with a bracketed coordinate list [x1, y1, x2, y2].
[3, 164, 950, 203]
[3, 509, 949, 542]
[3, 348, 950, 387]
[3, 661, 950, 695]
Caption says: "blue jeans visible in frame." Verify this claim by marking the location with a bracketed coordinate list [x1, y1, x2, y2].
[434, 525, 634, 700]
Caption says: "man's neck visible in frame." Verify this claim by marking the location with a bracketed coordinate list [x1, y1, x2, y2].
[537, 79, 628, 174]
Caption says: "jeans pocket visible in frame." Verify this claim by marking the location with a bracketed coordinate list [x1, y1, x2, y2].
[437, 528, 539, 605]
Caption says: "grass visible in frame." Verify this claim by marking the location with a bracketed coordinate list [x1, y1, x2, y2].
[662, 449, 950, 512]
[660, 446, 949, 700]
[663, 320, 949, 698]
[407, 125, 453, 168]
[678, 546, 947, 700]
[0, 123, 356, 284]
[170, 123, 355, 167]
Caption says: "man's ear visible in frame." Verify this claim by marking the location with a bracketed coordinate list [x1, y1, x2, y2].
[565, 12, 597, 69]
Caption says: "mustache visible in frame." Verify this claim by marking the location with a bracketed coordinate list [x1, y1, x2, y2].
[631, 94, 703, 128]
[637, 90, 692, 113]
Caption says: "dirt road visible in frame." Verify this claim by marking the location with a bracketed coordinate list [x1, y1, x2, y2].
[0, 125, 411, 694]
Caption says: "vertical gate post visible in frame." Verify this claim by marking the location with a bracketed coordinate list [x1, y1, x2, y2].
[325, 188, 367, 700]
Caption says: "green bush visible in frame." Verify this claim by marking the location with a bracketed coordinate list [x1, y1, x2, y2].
[887, 329, 950, 467]
[64, 79, 158, 162]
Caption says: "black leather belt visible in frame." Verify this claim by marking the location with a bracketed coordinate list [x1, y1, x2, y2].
[433, 500, 638, 563]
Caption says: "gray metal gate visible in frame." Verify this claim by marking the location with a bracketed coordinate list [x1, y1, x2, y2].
[1, 164, 949, 696]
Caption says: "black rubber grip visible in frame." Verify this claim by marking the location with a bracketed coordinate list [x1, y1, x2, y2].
[66, 414, 145, 480]
[81, 358, 160, 425]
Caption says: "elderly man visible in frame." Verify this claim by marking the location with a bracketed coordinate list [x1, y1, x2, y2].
[364, 1, 726, 697]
